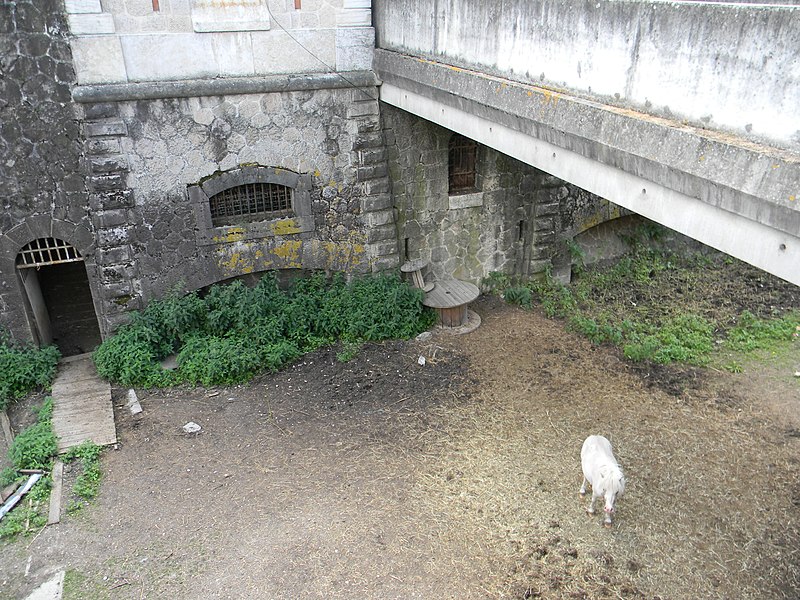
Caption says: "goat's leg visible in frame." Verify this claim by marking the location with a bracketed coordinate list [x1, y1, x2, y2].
[579, 477, 588, 497]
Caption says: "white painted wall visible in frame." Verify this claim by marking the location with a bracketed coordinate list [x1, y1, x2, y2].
[68, 0, 374, 84]
[374, 0, 800, 152]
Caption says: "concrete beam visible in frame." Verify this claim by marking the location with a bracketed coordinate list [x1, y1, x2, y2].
[375, 51, 800, 286]
[373, 0, 800, 151]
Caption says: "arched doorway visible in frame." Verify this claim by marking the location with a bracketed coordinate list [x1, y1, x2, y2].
[16, 238, 102, 356]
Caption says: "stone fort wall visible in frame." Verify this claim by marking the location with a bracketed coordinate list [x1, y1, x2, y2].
[0, 0, 98, 343]
[77, 77, 396, 335]
[382, 105, 627, 285]
[0, 0, 625, 349]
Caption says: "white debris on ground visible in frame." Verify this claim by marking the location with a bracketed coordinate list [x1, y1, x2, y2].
[23, 571, 64, 600]
[182, 422, 202, 434]
[126, 389, 143, 415]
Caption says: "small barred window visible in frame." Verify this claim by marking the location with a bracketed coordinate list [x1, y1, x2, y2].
[209, 182, 293, 226]
[16, 238, 82, 268]
[448, 134, 478, 194]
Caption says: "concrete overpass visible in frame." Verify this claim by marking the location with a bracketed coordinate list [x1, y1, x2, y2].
[372, 0, 800, 286]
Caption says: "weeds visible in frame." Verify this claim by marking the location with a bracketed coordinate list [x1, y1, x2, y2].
[724, 310, 800, 353]
[94, 272, 435, 388]
[336, 340, 363, 362]
[0, 477, 50, 539]
[63, 441, 103, 507]
[0, 332, 60, 410]
[8, 397, 58, 471]
[484, 232, 798, 368]
[0, 396, 57, 540]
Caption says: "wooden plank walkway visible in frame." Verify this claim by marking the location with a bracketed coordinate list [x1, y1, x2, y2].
[51, 354, 116, 453]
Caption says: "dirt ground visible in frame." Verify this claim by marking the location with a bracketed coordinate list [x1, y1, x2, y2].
[1, 295, 800, 600]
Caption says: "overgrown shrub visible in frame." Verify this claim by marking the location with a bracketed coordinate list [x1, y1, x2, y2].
[8, 397, 58, 471]
[0, 334, 60, 410]
[93, 271, 435, 388]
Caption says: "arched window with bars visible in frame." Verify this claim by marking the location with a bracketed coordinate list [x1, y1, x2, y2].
[209, 181, 294, 227]
[189, 165, 314, 246]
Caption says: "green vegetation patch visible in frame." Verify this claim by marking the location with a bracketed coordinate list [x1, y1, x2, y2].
[94, 272, 435, 388]
[0, 333, 60, 410]
[724, 310, 800, 353]
[7, 396, 57, 472]
[63, 441, 103, 514]
[485, 235, 799, 368]
[0, 396, 57, 540]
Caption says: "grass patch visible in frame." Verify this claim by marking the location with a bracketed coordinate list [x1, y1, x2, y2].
[724, 310, 800, 353]
[0, 397, 57, 540]
[484, 236, 799, 368]
[63, 569, 111, 600]
[93, 271, 435, 388]
[63, 441, 103, 511]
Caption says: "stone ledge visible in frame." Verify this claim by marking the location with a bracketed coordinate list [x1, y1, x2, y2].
[73, 71, 379, 103]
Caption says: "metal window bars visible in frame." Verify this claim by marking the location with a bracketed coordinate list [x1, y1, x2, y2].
[448, 134, 477, 193]
[209, 183, 294, 226]
[16, 238, 82, 268]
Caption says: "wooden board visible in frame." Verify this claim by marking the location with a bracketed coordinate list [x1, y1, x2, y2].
[51, 356, 117, 453]
[48, 460, 64, 525]
[0, 411, 12, 447]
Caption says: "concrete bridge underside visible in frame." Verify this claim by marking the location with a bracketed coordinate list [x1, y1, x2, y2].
[374, 50, 800, 286]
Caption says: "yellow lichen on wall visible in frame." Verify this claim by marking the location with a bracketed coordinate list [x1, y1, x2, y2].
[272, 219, 302, 235]
[218, 247, 255, 274]
[574, 201, 623, 235]
[316, 239, 367, 270]
[273, 240, 303, 266]
[212, 227, 246, 244]
[542, 90, 560, 106]
[216, 241, 271, 275]
[214, 231, 369, 277]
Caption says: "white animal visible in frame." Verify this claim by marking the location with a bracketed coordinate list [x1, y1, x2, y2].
[580, 435, 625, 527]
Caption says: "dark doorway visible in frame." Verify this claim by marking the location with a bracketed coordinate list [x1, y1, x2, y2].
[36, 261, 102, 356]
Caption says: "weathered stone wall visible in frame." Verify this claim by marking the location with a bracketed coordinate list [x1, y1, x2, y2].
[77, 78, 396, 325]
[382, 105, 627, 284]
[0, 0, 95, 342]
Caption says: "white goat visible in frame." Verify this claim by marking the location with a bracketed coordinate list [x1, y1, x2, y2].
[580, 435, 625, 527]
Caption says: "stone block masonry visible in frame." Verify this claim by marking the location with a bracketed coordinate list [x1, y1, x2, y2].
[83, 102, 141, 318]
[71, 74, 398, 330]
[0, 0, 98, 343]
[382, 105, 625, 285]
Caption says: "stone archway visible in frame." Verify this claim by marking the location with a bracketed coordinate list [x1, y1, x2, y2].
[0, 217, 103, 352]
[16, 237, 102, 355]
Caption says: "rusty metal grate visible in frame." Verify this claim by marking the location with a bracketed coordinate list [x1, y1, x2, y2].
[16, 238, 83, 269]
[209, 183, 293, 226]
[448, 133, 477, 193]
